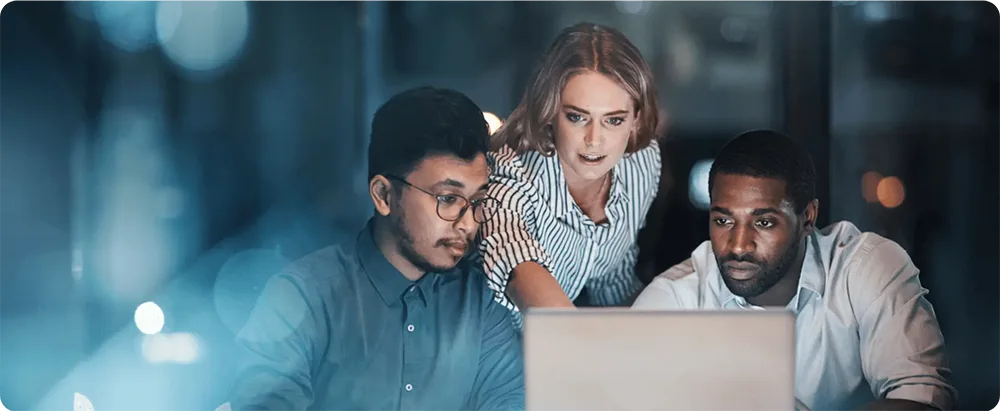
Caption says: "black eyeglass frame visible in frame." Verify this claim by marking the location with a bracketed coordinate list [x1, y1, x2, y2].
[384, 175, 497, 224]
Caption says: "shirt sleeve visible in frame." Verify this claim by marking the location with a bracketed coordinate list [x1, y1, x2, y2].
[850, 239, 956, 410]
[586, 141, 662, 306]
[468, 292, 526, 411]
[479, 148, 554, 310]
[228, 272, 329, 411]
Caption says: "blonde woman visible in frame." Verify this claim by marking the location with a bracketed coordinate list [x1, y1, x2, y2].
[479, 22, 662, 325]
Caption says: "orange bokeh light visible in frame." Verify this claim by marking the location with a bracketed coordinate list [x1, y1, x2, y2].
[876, 176, 905, 208]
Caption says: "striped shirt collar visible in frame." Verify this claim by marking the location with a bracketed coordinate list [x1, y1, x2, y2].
[719, 232, 827, 313]
[533, 151, 631, 220]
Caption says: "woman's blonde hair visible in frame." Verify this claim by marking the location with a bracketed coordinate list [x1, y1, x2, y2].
[491, 22, 661, 155]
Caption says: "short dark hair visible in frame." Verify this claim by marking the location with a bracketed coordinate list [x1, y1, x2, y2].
[708, 130, 816, 213]
[368, 87, 489, 180]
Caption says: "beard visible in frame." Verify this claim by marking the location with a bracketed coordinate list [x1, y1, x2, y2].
[717, 228, 802, 299]
[387, 198, 467, 274]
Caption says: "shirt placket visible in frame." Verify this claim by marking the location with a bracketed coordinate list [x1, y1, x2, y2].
[578, 214, 598, 281]
[400, 284, 426, 408]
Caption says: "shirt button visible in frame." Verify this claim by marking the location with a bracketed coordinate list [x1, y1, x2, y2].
[407, 324, 415, 332]
[407, 286, 415, 293]
[405, 383, 413, 392]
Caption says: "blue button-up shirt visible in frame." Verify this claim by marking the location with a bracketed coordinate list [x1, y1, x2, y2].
[229, 220, 525, 411]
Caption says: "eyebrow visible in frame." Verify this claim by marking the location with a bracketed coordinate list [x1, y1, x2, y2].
[751, 208, 782, 216]
[433, 179, 465, 189]
[709, 206, 732, 215]
[563, 104, 629, 117]
[709, 207, 782, 216]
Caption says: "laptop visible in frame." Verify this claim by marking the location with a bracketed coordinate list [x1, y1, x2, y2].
[523, 308, 796, 411]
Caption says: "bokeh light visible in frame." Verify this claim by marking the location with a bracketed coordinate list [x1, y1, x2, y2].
[861, 171, 883, 203]
[140, 332, 201, 364]
[92, 108, 179, 304]
[688, 159, 714, 210]
[156, 1, 251, 78]
[483, 112, 503, 135]
[74, 392, 95, 411]
[134, 301, 164, 335]
[615, 1, 651, 15]
[876, 176, 906, 208]
[93, 2, 159, 53]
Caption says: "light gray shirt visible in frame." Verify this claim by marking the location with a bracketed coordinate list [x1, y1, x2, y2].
[633, 221, 956, 410]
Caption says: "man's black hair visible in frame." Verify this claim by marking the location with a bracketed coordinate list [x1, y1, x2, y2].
[368, 86, 489, 181]
[708, 129, 816, 213]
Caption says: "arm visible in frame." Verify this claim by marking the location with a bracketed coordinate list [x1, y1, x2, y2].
[479, 151, 572, 310]
[851, 240, 956, 410]
[228, 272, 328, 411]
[468, 298, 526, 411]
[508, 262, 575, 308]
[858, 399, 939, 410]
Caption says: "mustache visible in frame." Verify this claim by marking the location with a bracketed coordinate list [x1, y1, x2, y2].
[719, 253, 763, 265]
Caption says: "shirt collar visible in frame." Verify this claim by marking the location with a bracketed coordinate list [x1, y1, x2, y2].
[534, 151, 630, 220]
[719, 231, 826, 312]
[798, 232, 827, 299]
[355, 219, 440, 307]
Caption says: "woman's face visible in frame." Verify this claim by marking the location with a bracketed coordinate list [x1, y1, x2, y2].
[552, 71, 638, 183]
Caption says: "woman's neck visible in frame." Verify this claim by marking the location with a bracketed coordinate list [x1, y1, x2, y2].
[561, 165, 612, 222]
[566, 173, 610, 203]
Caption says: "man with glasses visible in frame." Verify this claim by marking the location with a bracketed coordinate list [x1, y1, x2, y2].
[228, 87, 523, 411]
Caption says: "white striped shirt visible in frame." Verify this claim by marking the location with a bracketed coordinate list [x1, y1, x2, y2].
[477, 140, 661, 326]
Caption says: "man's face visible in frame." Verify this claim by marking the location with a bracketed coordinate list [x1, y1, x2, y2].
[388, 153, 490, 273]
[708, 173, 807, 299]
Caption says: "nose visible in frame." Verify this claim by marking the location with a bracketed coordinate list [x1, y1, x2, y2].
[728, 224, 756, 257]
[583, 122, 600, 147]
[453, 205, 478, 237]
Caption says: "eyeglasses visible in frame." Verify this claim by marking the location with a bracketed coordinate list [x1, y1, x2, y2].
[385, 175, 498, 224]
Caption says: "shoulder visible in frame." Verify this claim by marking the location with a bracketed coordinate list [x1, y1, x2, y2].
[637, 138, 662, 161]
[633, 240, 714, 309]
[487, 145, 548, 202]
[818, 221, 918, 294]
[818, 221, 913, 274]
[618, 140, 662, 199]
[657, 239, 716, 285]
[235, 244, 357, 343]
[269, 242, 361, 303]
[490, 145, 539, 182]
[621, 139, 662, 175]
[285, 243, 355, 281]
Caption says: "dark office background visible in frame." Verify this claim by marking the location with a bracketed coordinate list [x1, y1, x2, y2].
[1, 1, 997, 410]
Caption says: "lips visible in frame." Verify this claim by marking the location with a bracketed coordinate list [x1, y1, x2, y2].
[723, 262, 760, 280]
[579, 153, 606, 164]
[441, 240, 468, 256]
